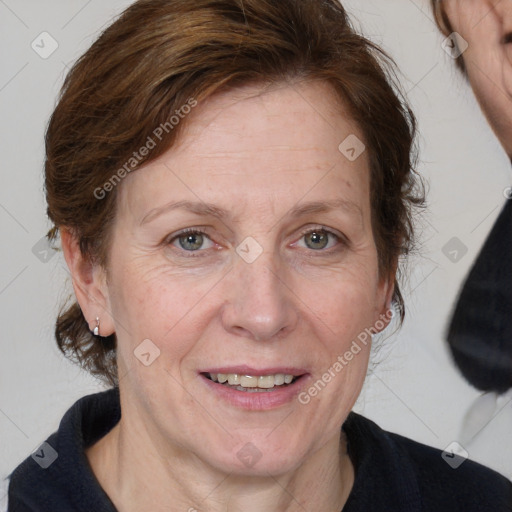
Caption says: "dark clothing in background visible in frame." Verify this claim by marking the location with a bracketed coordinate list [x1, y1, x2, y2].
[7, 388, 512, 511]
[447, 198, 512, 392]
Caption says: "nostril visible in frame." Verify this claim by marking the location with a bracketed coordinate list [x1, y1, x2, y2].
[502, 32, 512, 44]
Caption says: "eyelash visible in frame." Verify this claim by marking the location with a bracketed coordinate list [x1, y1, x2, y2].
[166, 226, 347, 258]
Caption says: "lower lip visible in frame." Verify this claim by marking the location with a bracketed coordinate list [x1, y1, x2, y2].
[199, 373, 310, 410]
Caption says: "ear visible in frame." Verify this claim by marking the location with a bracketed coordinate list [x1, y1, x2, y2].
[60, 227, 115, 337]
[432, 1, 452, 37]
[374, 263, 397, 333]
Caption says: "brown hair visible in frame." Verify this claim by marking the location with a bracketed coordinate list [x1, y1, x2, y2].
[430, 0, 466, 73]
[45, 0, 424, 386]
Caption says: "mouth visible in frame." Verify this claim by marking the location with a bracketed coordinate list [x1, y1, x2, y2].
[202, 372, 302, 392]
[199, 368, 310, 409]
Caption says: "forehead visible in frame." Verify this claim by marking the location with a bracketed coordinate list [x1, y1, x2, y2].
[117, 80, 370, 223]
[174, 80, 358, 157]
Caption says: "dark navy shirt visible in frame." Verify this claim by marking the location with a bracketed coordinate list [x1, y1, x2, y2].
[7, 388, 512, 511]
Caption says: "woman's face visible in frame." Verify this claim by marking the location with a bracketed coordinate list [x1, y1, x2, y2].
[442, 0, 512, 155]
[100, 80, 392, 475]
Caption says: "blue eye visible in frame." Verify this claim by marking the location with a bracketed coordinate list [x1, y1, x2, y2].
[167, 226, 345, 258]
[170, 229, 214, 251]
[304, 230, 329, 250]
[298, 228, 341, 251]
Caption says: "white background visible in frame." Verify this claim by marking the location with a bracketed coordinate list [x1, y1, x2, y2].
[1, 0, 511, 506]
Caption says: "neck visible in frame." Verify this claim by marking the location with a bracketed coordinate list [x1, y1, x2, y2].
[86, 405, 354, 512]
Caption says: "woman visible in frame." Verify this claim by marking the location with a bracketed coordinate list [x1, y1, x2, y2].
[7, 0, 512, 510]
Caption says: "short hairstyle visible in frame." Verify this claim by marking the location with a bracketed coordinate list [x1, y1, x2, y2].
[430, 0, 466, 73]
[45, 0, 424, 386]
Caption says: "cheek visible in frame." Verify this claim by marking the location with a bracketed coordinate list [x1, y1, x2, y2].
[108, 259, 217, 350]
[109, 270, 221, 392]
[502, 47, 512, 97]
[293, 259, 381, 343]
[466, 63, 512, 144]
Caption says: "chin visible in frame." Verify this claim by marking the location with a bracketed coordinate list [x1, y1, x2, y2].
[197, 433, 311, 478]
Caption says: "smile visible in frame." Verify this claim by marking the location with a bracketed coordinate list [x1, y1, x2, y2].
[199, 370, 309, 409]
[205, 372, 299, 391]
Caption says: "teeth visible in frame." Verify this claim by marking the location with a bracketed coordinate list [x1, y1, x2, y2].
[208, 373, 297, 389]
[257, 375, 275, 389]
[240, 375, 258, 388]
[227, 374, 240, 385]
[274, 374, 285, 385]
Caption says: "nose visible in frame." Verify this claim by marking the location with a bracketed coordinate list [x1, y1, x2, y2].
[495, 0, 512, 29]
[220, 250, 299, 342]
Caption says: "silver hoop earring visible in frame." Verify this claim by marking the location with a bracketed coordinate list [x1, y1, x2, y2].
[93, 316, 100, 336]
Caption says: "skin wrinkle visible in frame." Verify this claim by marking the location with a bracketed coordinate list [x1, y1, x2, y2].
[442, 0, 512, 156]
[139, 197, 364, 233]
[75, 80, 394, 512]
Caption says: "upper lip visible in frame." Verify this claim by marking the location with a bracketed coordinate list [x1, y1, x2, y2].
[200, 365, 308, 376]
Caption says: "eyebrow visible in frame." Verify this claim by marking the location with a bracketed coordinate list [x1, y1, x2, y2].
[139, 198, 362, 226]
